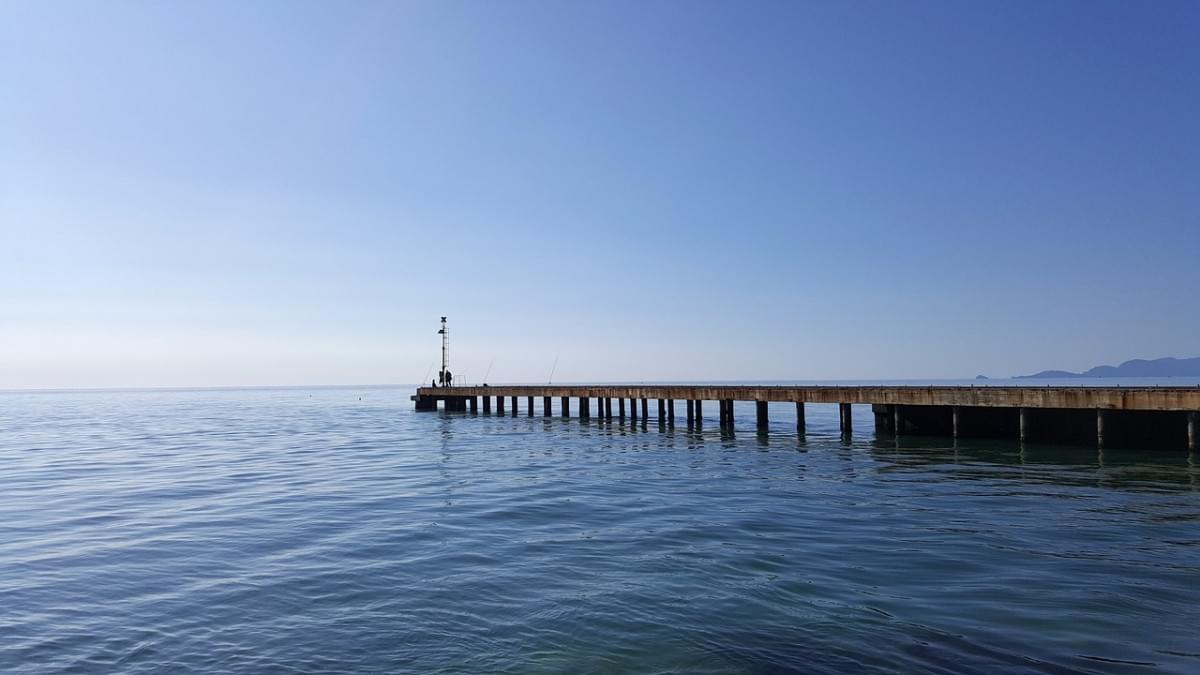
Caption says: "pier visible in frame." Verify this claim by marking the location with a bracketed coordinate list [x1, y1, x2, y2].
[415, 385, 1200, 451]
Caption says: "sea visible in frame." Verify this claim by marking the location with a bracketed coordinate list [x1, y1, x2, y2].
[2, 381, 1198, 674]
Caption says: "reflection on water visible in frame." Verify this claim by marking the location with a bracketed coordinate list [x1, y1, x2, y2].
[0, 387, 1197, 674]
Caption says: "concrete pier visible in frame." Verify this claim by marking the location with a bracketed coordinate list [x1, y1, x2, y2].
[695, 400, 703, 425]
[415, 385, 1200, 451]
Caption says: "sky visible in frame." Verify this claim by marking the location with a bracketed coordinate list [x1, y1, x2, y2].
[2, 1, 1197, 389]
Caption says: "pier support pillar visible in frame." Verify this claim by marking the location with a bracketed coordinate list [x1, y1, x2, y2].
[629, 398, 637, 421]
[469, 397, 478, 414]
[722, 400, 734, 429]
[695, 400, 702, 425]
[1019, 408, 1029, 442]
[619, 398, 626, 419]
[686, 400, 694, 423]
[657, 399, 665, 424]
[667, 399, 675, 426]
[893, 405, 902, 435]
[580, 397, 590, 419]
[527, 396, 534, 417]
[756, 401, 768, 430]
[1188, 412, 1197, 451]
[415, 395, 437, 411]
[839, 403, 852, 435]
[496, 396, 505, 415]
[605, 398, 612, 420]
[952, 406, 960, 438]
[796, 402, 806, 433]
[641, 398, 649, 420]
[483, 395, 491, 413]
[543, 397, 551, 417]
[511, 396, 518, 417]
[1097, 409, 1107, 448]
[561, 397, 570, 418]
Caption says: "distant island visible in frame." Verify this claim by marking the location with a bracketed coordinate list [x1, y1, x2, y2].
[1016, 356, 1200, 379]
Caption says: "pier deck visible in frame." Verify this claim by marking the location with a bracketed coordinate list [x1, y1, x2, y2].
[414, 385, 1200, 450]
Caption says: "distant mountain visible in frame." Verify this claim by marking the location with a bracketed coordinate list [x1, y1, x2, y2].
[1017, 357, 1200, 379]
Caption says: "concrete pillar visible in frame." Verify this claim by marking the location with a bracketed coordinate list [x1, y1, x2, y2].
[893, 405, 902, 435]
[1019, 407, 1029, 442]
[629, 398, 637, 421]
[543, 396, 551, 417]
[605, 398, 612, 420]
[496, 396, 504, 414]
[756, 401, 768, 430]
[796, 402, 806, 433]
[1188, 412, 1197, 451]
[695, 400, 702, 424]
[641, 398, 649, 419]
[952, 406, 960, 438]
[561, 397, 570, 418]
[1097, 409, 1107, 448]
[657, 399, 665, 423]
[619, 398, 626, 419]
[511, 396, 518, 417]
[840, 403, 852, 435]
[723, 400, 734, 429]
[580, 397, 590, 419]
[686, 400, 694, 423]
[667, 399, 675, 426]
[469, 397, 478, 413]
[483, 395, 491, 413]
[415, 395, 437, 411]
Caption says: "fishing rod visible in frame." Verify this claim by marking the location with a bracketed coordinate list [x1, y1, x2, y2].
[548, 355, 559, 385]
[481, 359, 494, 384]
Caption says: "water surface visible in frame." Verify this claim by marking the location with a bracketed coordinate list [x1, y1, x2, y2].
[2, 387, 1197, 673]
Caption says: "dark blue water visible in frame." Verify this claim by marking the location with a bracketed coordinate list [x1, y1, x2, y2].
[2, 387, 1198, 673]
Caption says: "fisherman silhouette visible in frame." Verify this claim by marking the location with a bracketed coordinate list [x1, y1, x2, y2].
[445, 370, 453, 386]
[438, 371, 445, 387]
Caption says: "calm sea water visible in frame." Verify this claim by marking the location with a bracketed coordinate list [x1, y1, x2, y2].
[2, 386, 1198, 673]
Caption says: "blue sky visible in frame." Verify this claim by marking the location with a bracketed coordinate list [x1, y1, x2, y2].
[2, 1, 1197, 388]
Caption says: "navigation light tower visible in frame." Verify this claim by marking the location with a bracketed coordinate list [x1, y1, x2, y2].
[438, 317, 449, 386]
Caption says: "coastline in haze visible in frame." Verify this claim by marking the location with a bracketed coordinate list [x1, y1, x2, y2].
[1017, 356, 1200, 379]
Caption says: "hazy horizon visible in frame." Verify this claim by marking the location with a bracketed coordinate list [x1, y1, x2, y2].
[3, 1, 1197, 390]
